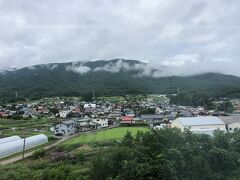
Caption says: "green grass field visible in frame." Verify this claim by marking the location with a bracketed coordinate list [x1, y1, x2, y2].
[64, 127, 149, 145]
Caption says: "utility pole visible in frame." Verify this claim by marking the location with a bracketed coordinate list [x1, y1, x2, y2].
[223, 100, 226, 113]
[177, 88, 180, 107]
[93, 90, 95, 100]
[22, 129, 26, 159]
[15, 91, 18, 99]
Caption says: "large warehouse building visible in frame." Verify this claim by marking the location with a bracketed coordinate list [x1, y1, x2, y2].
[171, 116, 226, 135]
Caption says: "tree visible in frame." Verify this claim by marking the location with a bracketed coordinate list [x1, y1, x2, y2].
[121, 131, 134, 147]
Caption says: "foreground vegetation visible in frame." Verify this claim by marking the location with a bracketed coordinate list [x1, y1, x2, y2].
[2, 128, 240, 179]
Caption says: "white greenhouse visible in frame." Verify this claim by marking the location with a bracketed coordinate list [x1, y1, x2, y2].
[0, 134, 48, 159]
[0, 135, 21, 145]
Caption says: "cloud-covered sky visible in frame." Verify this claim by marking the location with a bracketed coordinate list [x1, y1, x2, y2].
[0, 0, 240, 76]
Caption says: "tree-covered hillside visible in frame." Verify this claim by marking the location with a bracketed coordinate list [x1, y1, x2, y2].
[0, 59, 240, 101]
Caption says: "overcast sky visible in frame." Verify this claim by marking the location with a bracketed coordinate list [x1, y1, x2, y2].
[0, 0, 240, 76]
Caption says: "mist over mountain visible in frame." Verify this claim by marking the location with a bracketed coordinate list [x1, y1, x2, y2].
[1, 59, 240, 100]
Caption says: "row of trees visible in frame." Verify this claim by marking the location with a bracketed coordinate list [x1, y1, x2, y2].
[91, 129, 240, 179]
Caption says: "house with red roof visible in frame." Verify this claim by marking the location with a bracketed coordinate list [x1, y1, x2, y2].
[121, 116, 135, 124]
[0, 111, 9, 118]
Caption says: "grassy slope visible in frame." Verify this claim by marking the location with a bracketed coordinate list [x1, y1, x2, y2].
[64, 127, 149, 145]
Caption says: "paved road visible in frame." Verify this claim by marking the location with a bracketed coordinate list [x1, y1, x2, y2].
[0, 125, 118, 166]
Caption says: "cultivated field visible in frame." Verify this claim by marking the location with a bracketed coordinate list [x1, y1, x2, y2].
[64, 127, 149, 145]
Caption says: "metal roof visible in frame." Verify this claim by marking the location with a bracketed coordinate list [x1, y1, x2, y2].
[220, 115, 240, 125]
[140, 114, 164, 119]
[177, 116, 225, 126]
[62, 120, 75, 125]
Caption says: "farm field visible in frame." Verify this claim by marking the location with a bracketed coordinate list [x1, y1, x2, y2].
[0, 118, 60, 138]
[64, 127, 149, 145]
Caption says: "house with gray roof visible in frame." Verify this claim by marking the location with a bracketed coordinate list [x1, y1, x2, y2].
[54, 120, 76, 136]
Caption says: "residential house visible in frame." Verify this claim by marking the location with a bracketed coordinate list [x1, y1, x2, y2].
[92, 117, 108, 128]
[84, 103, 96, 109]
[59, 110, 71, 118]
[78, 122, 101, 131]
[55, 120, 76, 136]
[121, 116, 135, 124]
[140, 114, 164, 123]
[0, 111, 9, 118]
[179, 111, 194, 117]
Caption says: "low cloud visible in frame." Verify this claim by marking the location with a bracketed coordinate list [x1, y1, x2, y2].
[93, 60, 131, 73]
[27, 66, 36, 70]
[93, 59, 155, 77]
[65, 64, 91, 74]
[50, 64, 58, 70]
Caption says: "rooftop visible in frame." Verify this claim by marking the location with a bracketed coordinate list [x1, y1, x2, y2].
[220, 115, 240, 125]
[177, 116, 225, 126]
[62, 120, 75, 125]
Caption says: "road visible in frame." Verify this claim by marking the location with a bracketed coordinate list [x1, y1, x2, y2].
[0, 125, 118, 166]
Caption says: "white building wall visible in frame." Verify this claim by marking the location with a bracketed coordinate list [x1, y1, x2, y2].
[59, 110, 71, 118]
[171, 119, 184, 130]
[228, 122, 240, 133]
[92, 118, 108, 128]
[186, 124, 226, 130]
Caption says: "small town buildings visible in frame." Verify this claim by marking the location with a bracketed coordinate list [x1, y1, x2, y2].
[74, 117, 91, 126]
[140, 114, 164, 123]
[125, 111, 135, 117]
[59, 110, 71, 118]
[84, 103, 96, 109]
[54, 120, 76, 135]
[78, 122, 101, 131]
[179, 111, 193, 117]
[92, 118, 108, 128]
[19, 107, 38, 118]
[70, 112, 85, 118]
[171, 116, 226, 136]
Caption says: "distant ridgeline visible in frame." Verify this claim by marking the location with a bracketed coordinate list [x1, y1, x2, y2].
[0, 59, 240, 102]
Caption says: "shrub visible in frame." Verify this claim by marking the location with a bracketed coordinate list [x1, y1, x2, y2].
[32, 148, 46, 159]
[48, 136, 57, 141]
[56, 144, 81, 152]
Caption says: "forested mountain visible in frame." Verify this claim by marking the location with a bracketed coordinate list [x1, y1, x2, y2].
[0, 59, 240, 100]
